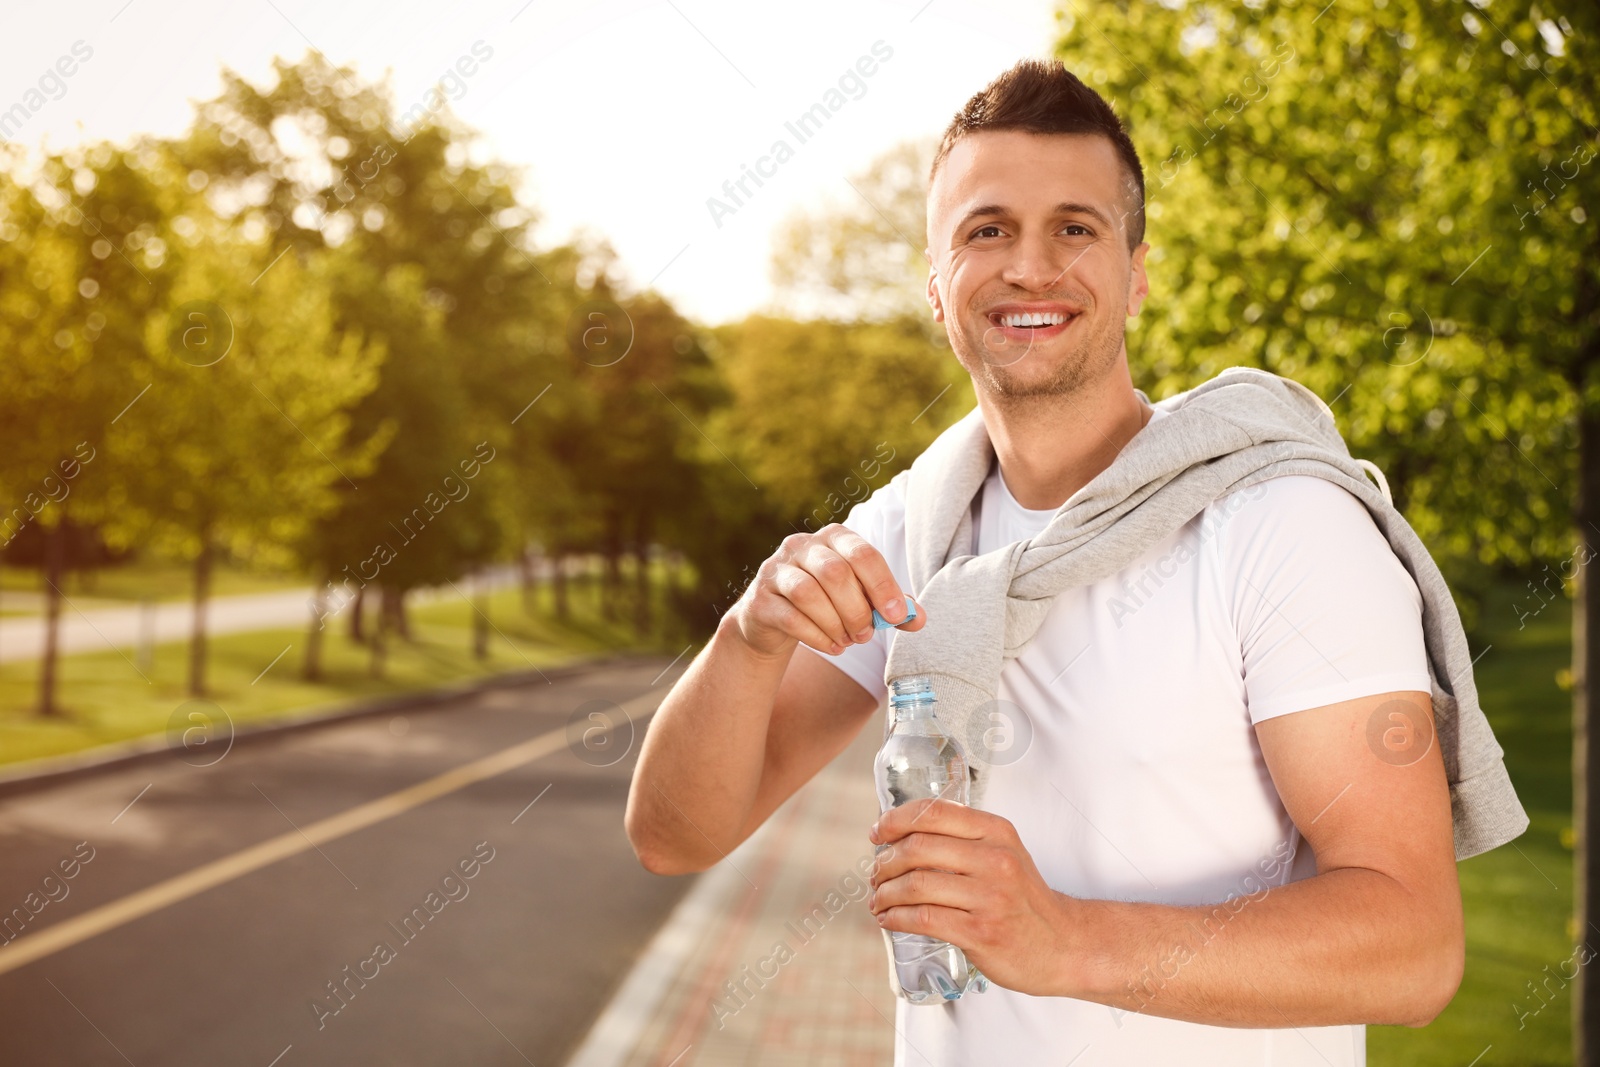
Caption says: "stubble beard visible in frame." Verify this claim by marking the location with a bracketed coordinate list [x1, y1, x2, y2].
[950, 305, 1127, 402]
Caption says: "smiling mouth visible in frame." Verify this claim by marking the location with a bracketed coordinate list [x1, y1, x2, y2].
[987, 309, 1079, 331]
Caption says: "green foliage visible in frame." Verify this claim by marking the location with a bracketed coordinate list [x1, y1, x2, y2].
[174, 54, 533, 593]
[0, 142, 171, 537]
[1055, 0, 1596, 589]
[110, 233, 386, 566]
[710, 314, 970, 522]
[679, 143, 977, 625]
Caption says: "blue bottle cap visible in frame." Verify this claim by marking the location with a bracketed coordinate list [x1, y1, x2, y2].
[871, 596, 918, 630]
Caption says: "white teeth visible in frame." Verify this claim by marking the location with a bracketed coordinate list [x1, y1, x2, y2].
[998, 311, 1071, 328]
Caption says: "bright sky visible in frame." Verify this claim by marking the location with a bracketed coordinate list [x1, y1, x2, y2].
[4, 0, 1061, 324]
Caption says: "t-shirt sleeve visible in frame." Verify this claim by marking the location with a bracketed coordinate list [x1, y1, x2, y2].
[1216, 474, 1434, 723]
[792, 473, 910, 705]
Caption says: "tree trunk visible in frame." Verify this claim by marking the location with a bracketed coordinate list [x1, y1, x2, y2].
[553, 552, 569, 622]
[520, 547, 536, 615]
[627, 543, 646, 633]
[602, 551, 621, 623]
[369, 584, 386, 678]
[1576, 402, 1600, 1067]
[187, 536, 213, 697]
[662, 550, 684, 643]
[472, 573, 490, 661]
[387, 586, 411, 641]
[304, 577, 326, 681]
[349, 585, 366, 644]
[37, 522, 65, 717]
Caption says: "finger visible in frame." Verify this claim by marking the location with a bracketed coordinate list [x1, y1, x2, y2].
[763, 592, 845, 656]
[875, 902, 970, 946]
[873, 798, 992, 845]
[770, 562, 850, 649]
[822, 525, 918, 627]
[870, 868, 984, 914]
[796, 541, 877, 642]
[871, 833, 982, 884]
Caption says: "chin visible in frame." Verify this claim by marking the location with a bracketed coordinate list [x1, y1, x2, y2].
[973, 360, 1080, 399]
[957, 339, 1085, 398]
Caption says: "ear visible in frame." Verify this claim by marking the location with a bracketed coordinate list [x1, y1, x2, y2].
[1126, 242, 1150, 318]
[925, 250, 944, 324]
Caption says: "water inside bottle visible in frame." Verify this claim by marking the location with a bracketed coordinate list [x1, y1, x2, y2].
[874, 678, 987, 1003]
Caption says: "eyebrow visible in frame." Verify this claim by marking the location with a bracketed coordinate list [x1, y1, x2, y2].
[953, 200, 1119, 236]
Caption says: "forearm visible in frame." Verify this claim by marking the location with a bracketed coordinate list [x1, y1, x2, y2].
[871, 699, 1465, 1029]
[624, 613, 790, 874]
[1063, 867, 1463, 1028]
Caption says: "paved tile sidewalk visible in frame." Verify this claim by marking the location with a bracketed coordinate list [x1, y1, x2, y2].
[566, 726, 900, 1066]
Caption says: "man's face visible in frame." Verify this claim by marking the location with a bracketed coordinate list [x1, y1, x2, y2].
[925, 130, 1149, 399]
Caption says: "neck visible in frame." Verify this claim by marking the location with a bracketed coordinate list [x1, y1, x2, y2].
[976, 352, 1151, 511]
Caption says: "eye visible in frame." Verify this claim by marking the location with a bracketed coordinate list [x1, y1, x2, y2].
[970, 224, 1005, 239]
[1061, 223, 1093, 237]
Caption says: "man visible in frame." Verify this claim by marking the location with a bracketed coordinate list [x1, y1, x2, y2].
[627, 59, 1473, 1065]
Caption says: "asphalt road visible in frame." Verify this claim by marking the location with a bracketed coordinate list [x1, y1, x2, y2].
[0, 655, 694, 1066]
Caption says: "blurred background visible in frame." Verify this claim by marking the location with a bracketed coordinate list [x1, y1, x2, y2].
[0, 0, 1592, 1064]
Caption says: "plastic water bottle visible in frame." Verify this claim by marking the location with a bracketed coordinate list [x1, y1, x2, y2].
[873, 674, 988, 1003]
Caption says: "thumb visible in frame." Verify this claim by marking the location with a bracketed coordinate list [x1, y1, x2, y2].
[874, 595, 925, 632]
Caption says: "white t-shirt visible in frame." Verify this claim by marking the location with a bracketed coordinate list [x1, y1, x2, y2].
[800, 406, 1432, 1066]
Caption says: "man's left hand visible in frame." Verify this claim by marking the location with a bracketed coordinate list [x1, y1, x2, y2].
[869, 798, 1079, 997]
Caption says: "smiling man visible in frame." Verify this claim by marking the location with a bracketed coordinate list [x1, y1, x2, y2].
[626, 59, 1524, 1065]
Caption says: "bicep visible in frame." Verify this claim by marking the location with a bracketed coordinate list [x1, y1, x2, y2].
[1223, 477, 1452, 881]
[1255, 690, 1457, 896]
[735, 646, 880, 840]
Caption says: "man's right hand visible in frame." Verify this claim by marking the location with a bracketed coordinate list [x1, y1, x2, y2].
[727, 523, 926, 659]
[629, 524, 911, 873]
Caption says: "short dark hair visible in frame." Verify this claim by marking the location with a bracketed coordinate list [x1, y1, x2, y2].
[932, 58, 1146, 250]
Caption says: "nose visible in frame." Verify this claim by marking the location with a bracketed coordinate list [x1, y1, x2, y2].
[1000, 227, 1076, 293]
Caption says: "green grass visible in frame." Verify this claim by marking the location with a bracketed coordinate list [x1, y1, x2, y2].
[0, 573, 685, 768]
[1369, 581, 1574, 1066]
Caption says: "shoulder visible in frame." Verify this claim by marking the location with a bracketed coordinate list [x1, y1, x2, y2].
[1212, 473, 1422, 617]
[1211, 475, 1432, 723]
[1211, 473, 1384, 545]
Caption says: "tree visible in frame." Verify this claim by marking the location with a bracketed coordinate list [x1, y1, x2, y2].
[110, 226, 384, 695]
[578, 287, 716, 628]
[305, 250, 484, 676]
[0, 143, 167, 714]
[180, 53, 581, 672]
[492, 243, 595, 623]
[1054, 0, 1595, 1057]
